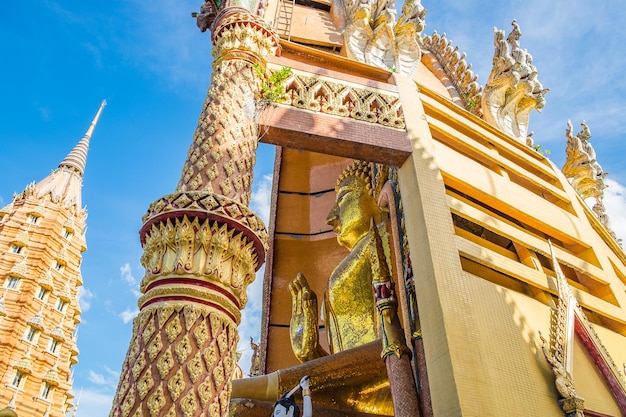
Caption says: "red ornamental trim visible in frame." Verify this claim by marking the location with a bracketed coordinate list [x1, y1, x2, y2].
[141, 295, 238, 324]
[145, 277, 241, 310]
[574, 317, 626, 414]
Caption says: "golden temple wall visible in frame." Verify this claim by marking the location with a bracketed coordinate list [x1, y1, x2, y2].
[257, 41, 626, 414]
[395, 72, 626, 415]
[257, 46, 626, 414]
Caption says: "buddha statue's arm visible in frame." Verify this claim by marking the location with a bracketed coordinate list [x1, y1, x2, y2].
[290, 273, 328, 362]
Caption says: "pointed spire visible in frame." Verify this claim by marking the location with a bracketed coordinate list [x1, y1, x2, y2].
[59, 100, 106, 176]
[71, 388, 83, 417]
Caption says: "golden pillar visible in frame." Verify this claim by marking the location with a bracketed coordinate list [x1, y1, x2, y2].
[109, 5, 280, 417]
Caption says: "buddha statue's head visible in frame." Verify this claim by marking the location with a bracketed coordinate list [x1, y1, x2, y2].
[326, 161, 382, 250]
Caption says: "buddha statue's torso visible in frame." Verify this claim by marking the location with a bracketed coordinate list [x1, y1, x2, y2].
[324, 232, 378, 353]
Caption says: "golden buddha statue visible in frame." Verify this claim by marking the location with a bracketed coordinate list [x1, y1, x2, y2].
[290, 160, 387, 361]
[232, 161, 394, 416]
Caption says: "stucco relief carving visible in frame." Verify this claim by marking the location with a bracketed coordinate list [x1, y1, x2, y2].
[482, 20, 548, 142]
[562, 120, 605, 200]
[211, 11, 281, 64]
[141, 191, 268, 249]
[421, 31, 482, 115]
[562, 120, 619, 242]
[541, 243, 585, 416]
[179, 11, 280, 205]
[278, 70, 405, 129]
[139, 216, 258, 309]
[343, 0, 426, 76]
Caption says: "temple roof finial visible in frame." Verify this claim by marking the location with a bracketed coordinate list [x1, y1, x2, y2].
[59, 100, 106, 176]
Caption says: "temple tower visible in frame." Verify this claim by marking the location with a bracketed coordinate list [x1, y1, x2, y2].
[0, 101, 105, 416]
[108, 2, 280, 417]
[110, 1, 626, 416]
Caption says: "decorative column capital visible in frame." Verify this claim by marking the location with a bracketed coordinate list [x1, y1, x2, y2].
[195, 1, 281, 63]
[140, 190, 268, 260]
[211, 8, 281, 65]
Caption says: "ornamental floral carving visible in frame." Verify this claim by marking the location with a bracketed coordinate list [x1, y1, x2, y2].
[139, 216, 259, 309]
[110, 305, 240, 417]
[141, 191, 268, 251]
[275, 70, 405, 129]
[157, 348, 175, 380]
[211, 11, 281, 64]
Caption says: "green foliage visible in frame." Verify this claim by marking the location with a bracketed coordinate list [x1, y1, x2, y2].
[462, 91, 477, 111]
[533, 143, 551, 156]
[254, 65, 292, 103]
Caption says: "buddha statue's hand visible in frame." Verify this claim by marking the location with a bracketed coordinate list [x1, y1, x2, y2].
[289, 273, 324, 362]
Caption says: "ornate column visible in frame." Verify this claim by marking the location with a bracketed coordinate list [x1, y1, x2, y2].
[370, 224, 421, 417]
[109, 4, 280, 417]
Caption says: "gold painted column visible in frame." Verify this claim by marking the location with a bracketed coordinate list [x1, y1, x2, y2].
[109, 5, 280, 417]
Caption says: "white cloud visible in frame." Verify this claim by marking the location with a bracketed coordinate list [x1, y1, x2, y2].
[119, 308, 140, 324]
[120, 263, 137, 286]
[86, 366, 119, 392]
[78, 286, 94, 312]
[73, 388, 114, 417]
[87, 370, 107, 385]
[603, 179, 626, 244]
[38, 106, 52, 121]
[120, 262, 142, 298]
[251, 174, 273, 225]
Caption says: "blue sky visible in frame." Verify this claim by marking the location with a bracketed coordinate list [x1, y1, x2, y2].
[0, 1, 625, 415]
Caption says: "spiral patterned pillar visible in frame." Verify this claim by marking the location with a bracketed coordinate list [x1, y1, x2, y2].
[109, 7, 281, 417]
